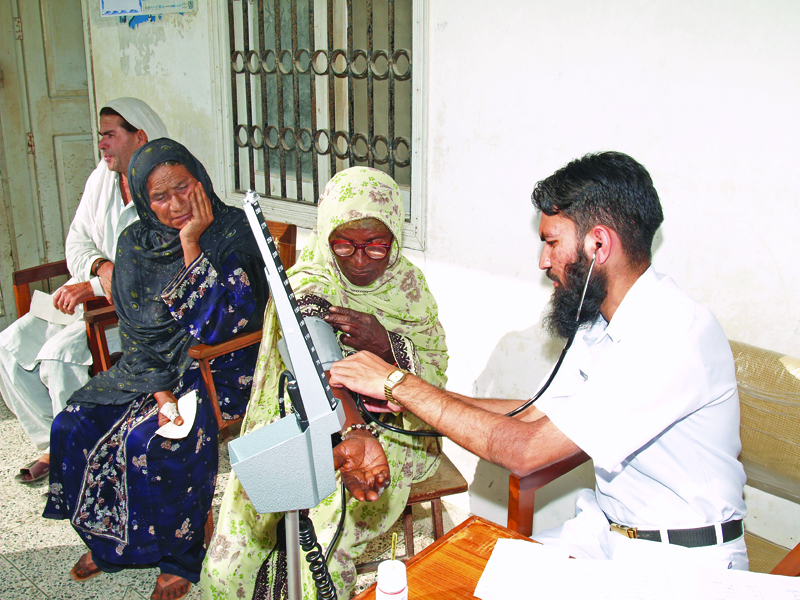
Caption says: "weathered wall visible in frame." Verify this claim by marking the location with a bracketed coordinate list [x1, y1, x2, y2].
[83, 1, 219, 182]
[82, 0, 800, 547]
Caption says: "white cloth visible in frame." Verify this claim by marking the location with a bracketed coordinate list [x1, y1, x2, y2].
[0, 321, 92, 452]
[103, 97, 169, 141]
[534, 267, 747, 567]
[0, 97, 168, 454]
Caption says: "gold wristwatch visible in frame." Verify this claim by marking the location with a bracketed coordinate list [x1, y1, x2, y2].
[384, 368, 409, 404]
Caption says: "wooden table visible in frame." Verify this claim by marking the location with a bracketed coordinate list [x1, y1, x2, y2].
[352, 516, 533, 599]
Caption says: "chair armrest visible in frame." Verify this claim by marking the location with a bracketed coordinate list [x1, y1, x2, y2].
[515, 449, 591, 490]
[84, 304, 119, 326]
[507, 449, 590, 536]
[83, 303, 119, 376]
[188, 330, 263, 361]
[12, 260, 70, 318]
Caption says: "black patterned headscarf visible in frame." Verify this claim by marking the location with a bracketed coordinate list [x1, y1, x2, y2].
[69, 138, 267, 407]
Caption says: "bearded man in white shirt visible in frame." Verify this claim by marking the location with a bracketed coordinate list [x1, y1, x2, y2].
[0, 97, 168, 483]
[330, 151, 748, 570]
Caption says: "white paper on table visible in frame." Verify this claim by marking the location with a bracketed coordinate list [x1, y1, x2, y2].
[29, 290, 79, 326]
[473, 538, 571, 600]
[155, 390, 197, 439]
[473, 537, 800, 600]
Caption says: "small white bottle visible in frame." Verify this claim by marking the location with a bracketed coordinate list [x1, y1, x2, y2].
[376, 559, 408, 600]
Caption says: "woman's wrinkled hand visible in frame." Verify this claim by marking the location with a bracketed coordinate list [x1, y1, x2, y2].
[154, 390, 184, 427]
[325, 306, 393, 362]
[333, 429, 390, 501]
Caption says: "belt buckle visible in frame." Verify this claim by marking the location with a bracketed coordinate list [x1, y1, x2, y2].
[610, 522, 638, 539]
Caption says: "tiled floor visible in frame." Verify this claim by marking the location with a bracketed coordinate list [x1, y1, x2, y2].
[0, 399, 466, 599]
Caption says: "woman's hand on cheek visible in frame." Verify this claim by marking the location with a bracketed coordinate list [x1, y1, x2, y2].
[179, 182, 213, 266]
[179, 182, 214, 245]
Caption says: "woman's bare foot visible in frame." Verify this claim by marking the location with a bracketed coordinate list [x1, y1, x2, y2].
[151, 573, 191, 600]
[69, 551, 102, 581]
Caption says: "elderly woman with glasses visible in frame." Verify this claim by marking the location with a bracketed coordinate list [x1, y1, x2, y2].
[202, 166, 449, 600]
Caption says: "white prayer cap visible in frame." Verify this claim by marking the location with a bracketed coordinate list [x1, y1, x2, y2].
[101, 97, 169, 142]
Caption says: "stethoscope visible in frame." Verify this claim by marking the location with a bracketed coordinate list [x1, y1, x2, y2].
[505, 242, 599, 417]
[358, 243, 601, 432]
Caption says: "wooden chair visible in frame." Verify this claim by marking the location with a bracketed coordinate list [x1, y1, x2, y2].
[186, 221, 296, 439]
[12, 260, 71, 319]
[505, 339, 800, 577]
[355, 452, 468, 573]
[83, 221, 297, 435]
[12, 259, 116, 376]
[507, 449, 590, 537]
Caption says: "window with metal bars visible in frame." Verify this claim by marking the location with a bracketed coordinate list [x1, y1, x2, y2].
[227, 0, 416, 225]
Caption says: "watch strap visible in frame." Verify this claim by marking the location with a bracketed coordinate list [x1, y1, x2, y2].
[384, 368, 409, 404]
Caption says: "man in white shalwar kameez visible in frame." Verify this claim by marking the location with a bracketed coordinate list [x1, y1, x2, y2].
[0, 98, 168, 483]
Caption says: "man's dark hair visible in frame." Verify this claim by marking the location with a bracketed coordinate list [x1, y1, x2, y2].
[531, 151, 663, 268]
[99, 107, 138, 134]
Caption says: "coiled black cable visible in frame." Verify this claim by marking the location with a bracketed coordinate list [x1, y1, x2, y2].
[298, 513, 337, 600]
[325, 482, 347, 564]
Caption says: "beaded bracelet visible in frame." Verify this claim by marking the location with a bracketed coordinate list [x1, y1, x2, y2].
[341, 422, 379, 439]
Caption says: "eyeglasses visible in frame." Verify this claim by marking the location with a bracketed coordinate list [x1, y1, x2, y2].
[330, 241, 391, 259]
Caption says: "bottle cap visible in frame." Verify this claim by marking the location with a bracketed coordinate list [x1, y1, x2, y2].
[377, 559, 407, 593]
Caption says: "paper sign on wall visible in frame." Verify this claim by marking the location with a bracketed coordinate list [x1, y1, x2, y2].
[101, 0, 196, 17]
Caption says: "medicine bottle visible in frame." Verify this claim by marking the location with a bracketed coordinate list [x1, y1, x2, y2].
[376, 559, 408, 599]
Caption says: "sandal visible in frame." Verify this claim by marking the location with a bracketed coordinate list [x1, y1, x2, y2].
[69, 552, 103, 582]
[14, 460, 49, 484]
[151, 573, 191, 600]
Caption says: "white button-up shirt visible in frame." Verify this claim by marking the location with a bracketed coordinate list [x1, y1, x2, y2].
[536, 267, 747, 529]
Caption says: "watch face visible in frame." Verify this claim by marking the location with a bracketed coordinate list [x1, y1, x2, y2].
[389, 370, 405, 384]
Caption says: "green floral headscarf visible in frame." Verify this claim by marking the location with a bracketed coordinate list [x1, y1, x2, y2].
[286, 166, 448, 386]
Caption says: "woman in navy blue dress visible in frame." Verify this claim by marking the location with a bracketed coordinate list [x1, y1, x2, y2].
[44, 138, 268, 600]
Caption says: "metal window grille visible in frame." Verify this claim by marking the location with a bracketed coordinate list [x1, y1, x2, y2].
[228, 0, 413, 214]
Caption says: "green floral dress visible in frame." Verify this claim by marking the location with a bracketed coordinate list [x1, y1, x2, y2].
[202, 167, 448, 599]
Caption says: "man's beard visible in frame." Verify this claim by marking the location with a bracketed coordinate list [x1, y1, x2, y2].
[543, 249, 608, 340]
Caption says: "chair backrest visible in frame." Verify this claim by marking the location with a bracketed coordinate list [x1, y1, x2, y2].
[730, 340, 800, 504]
[267, 221, 298, 270]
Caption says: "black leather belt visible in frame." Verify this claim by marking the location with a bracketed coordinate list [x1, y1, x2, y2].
[608, 519, 743, 548]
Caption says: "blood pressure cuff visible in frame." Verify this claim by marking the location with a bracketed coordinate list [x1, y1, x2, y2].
[277, 316, 343, 374]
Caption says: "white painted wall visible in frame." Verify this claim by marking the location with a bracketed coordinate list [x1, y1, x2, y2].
[420, 0, 800, 540]
[81, 0, 800, 544]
